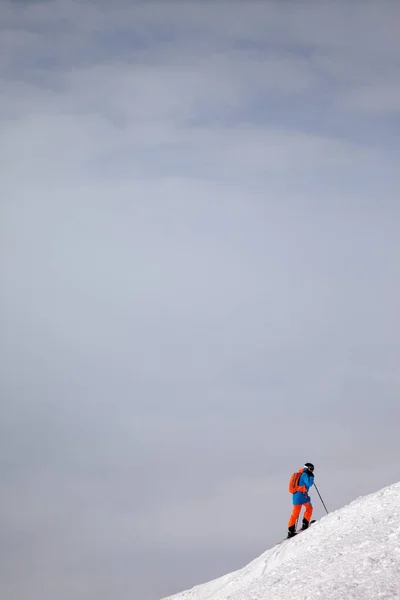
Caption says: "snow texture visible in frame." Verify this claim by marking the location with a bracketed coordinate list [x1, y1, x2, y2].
[162, 481, 400, 600]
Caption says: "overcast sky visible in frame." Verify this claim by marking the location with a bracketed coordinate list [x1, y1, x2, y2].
[1, 2, 399, 599]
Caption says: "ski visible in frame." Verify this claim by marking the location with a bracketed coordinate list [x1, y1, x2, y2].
[297, 519, 316, 533]
[286, 520, 317, 540]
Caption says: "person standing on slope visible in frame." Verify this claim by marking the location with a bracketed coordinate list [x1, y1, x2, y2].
[287, 462, 315, 538]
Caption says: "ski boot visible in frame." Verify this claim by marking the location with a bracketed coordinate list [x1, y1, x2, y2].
[287, 525, 296, 538]
[300, 518, 310, 531]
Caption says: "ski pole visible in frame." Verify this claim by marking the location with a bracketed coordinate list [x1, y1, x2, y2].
[314, 483, 328, 514]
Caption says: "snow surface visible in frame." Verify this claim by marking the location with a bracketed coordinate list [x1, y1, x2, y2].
[162, 481, 400, 600]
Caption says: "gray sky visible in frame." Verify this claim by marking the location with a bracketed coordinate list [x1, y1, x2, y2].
[1, 2, 399, 599]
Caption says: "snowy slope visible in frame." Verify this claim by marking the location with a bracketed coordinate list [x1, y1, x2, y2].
[162, 481, 400, 600]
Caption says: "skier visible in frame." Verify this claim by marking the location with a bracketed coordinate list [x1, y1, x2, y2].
[287, 462, 315, 538]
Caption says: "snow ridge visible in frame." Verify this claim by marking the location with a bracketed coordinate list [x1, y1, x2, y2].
[162, 481, 400, 600]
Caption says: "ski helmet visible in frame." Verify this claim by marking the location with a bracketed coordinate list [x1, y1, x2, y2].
[304, 462, 314, 472]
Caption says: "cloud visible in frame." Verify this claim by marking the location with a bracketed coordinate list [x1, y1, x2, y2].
[342, 84, 400, 113]
[1, 2, 400, 600]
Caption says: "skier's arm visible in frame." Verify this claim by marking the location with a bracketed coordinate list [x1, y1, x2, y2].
[296, 472, 308, 493]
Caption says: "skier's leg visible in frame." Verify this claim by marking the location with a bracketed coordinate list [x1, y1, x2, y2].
[300, 502, 313, 529]
[288, 504, 302, 528]
[304, 501, 313, 522]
